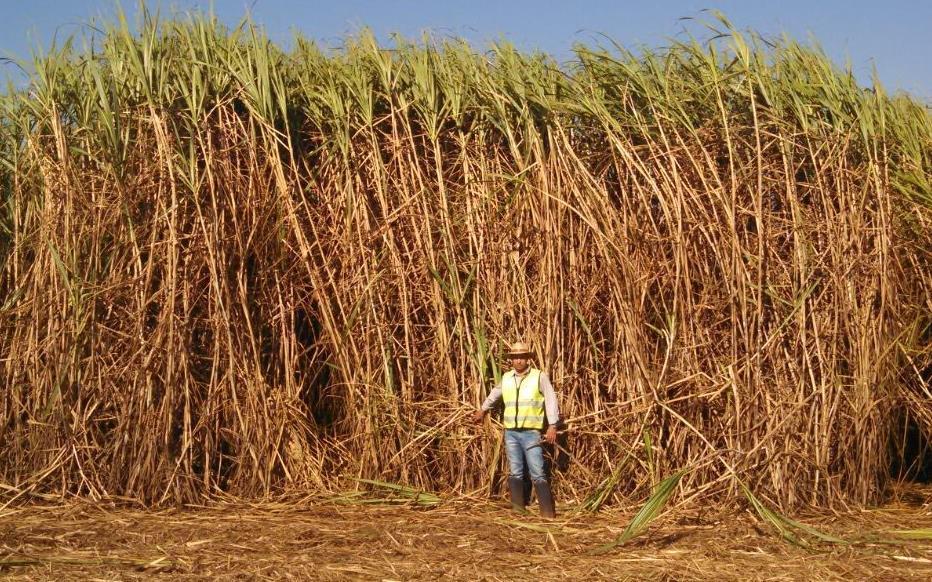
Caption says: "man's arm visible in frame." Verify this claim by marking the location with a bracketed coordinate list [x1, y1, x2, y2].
[480, 385, 503, 412]
[540, 372, 560, 426]
[472, 383, 503, 424]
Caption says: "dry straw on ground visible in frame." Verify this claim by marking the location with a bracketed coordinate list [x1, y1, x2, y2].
[1, 487, 931, 580]
[1, 9, 930, 511]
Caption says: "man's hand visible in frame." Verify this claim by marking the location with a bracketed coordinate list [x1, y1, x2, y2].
[472, 410, 486, 425]
[544, 425, 557, 445]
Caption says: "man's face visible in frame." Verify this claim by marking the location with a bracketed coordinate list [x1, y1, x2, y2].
[510, 356, 529, 373]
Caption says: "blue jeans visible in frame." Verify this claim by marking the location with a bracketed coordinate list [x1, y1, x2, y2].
[504, 429, 547, 483]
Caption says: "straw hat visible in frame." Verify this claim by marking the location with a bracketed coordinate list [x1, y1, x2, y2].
[504, 341, 535, 359]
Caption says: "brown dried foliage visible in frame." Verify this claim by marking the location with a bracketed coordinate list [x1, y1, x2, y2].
[0, 14, 930, 509]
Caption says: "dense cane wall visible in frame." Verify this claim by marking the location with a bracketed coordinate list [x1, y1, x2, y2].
[1, 13, 930, 508]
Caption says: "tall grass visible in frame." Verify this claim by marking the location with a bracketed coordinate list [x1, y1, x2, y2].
[1, 9, 930, 508]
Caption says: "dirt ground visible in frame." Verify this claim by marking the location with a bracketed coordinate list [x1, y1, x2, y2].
[1, 488, 930, 581]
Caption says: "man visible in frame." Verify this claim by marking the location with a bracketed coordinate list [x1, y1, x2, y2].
[472, 342, 559, 518]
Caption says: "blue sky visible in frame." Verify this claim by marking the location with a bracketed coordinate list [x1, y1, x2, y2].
[2, 1, 930, 101]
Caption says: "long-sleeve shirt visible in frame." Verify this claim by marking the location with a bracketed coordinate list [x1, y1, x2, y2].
[480, 369, 560, 426]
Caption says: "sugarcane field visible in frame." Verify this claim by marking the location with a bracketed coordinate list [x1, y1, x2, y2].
[1, 3, 931, 580]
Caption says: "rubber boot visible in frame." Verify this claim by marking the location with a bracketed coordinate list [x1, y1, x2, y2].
[534, 480, 556, 518]
[522, 474, 532, 506]
[508, 477, 527, 513]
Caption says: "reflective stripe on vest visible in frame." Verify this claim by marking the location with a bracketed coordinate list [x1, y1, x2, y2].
[501, 368, 545, 429]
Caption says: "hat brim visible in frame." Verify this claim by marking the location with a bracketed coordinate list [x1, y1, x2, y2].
[505, 352, 534, 358]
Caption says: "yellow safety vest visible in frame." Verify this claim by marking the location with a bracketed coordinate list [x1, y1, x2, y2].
[501, 368, 545, 429]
